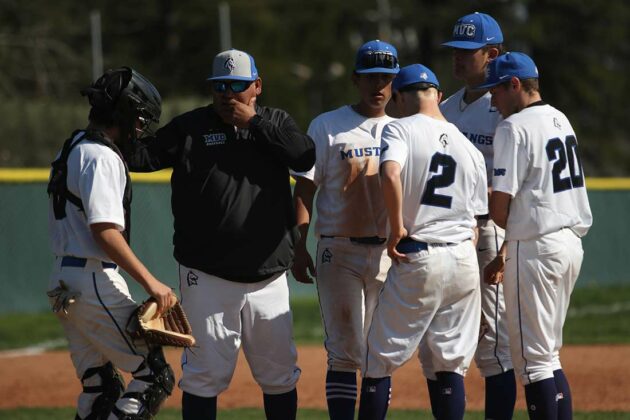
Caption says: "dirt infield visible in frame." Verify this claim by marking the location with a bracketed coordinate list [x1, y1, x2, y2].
[1, 344, 628, 411]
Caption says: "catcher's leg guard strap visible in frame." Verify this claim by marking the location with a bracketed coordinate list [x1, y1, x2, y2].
[110, 347, 175, 419]
[78, 361, 125, 420]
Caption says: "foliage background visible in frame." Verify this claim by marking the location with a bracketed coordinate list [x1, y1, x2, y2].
[0, 0, 628, 174]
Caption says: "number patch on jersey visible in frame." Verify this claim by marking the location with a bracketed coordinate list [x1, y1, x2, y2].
[421, 152, 457, 208]
[546, 135, 584, 193]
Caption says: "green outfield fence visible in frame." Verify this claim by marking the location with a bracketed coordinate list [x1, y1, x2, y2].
[0, 169, 628, 314]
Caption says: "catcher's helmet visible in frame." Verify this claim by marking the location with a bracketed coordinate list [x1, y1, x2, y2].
[81, 67, 161, 139]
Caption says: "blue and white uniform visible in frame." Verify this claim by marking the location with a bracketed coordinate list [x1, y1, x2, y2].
[364, 113, 487, 380]
[492, 103, 592, 385]
[441, 88, 513, 378]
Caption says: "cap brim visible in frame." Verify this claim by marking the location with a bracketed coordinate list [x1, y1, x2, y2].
[394, 82, 440, 92]
[355, 67, 400, 75]
[207, 75, 257, 81]
[441, 40, 487, 50]
[473, 80, 501, 90]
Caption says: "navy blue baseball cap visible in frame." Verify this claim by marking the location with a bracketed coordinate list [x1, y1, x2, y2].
[442, 12, 503, 50]
[208, 49, 259, 81]
[355, 40, 400, 74]
[476, 52, 539, 89]
[392, 64, 440, 92]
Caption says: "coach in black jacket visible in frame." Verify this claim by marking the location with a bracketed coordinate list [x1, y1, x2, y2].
[124, 49, 315, 420]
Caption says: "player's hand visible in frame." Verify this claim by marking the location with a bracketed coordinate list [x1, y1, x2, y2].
[292, 245, 316, 284]
[484, 254, 505, 285]
[47, 280, 81, 315]
[144, 278, 175, 316]
[217, 97, 257, 129]
[387, 227, 409, 264]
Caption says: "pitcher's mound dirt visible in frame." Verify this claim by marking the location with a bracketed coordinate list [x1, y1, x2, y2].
[0, 345, 628, 411]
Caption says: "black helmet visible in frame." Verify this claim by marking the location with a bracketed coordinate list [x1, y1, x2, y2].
[81, 67, 161, 139]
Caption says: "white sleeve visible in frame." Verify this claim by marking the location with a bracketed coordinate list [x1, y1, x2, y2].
[291, 118, 327, 185]
[380, 122, 408, 169]
[79, 153, 126, 230]
[472, 151, 489, 215]
[492, 122, 527, 196]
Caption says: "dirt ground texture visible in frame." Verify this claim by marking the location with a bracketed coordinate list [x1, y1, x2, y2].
[1, 345, 629, 412]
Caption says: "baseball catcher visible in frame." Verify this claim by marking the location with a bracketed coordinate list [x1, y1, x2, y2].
[46, 67, 178, 420]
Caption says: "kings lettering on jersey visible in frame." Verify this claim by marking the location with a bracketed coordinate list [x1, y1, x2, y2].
[461, 131, 493, 146]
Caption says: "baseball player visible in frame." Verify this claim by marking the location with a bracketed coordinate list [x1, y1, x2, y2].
[480, 52, 592, 419]
[357, 64, 488, 420]
[122, 49, 315, 420]
[292, 40, 398, 419]
[440, 12, 517, 418]
[46, 68, 176, 419]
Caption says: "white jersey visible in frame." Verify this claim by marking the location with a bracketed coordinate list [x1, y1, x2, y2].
[440, 88, 502, 185]
[380, 113, 488, 243]
[492, 103, 593, 241]
[48, 132, 127, 261]
[295, 105, 394, 238]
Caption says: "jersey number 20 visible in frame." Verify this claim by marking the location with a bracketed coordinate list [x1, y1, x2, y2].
[421, 152, 457, 208]
[546, 135, 584, 193]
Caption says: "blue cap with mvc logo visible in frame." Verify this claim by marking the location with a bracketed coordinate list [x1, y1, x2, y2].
[442, 12, 503, 49]
[476, 52, 539, 89]
[207, 49, 259, 81]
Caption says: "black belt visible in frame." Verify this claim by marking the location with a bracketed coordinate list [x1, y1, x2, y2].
[395, 238, 455, 254]
[477, 214, 490, 220]
[61, 256, 117, 270]
[321, 235, 386, 245]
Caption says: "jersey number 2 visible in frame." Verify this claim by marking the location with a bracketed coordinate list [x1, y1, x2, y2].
[421, 152, 457, 208]
[546, 135, 584, 193]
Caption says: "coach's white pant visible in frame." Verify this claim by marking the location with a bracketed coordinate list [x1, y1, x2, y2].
[504, 229, 583, 385]
[315, 237, 389, 372]
[363, 240, 480, 380]
[178, 265, 301, 397]
[475, 219, 513, 377]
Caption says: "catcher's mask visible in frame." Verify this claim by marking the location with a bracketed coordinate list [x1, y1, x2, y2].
[81, 67, 161, 142]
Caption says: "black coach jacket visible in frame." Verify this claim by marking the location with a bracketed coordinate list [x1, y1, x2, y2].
[123, 104, 315, 282]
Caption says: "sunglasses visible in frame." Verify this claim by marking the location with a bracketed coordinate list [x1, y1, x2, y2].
[360, 51, 398, 70]
[212, 80, 253, 93]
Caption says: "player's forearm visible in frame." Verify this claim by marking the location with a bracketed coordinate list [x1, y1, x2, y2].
[293, 177, 316, 247]
[381, 163, 405, 234]
[90, 223, 161, 291]
[489, 191, 512, 229]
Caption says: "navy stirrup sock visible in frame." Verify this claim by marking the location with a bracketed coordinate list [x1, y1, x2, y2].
[553, 369, 573, 420]
[326, 370, 357, 419]
[433, 371, 466, 420]
[426, 378, 440, 419]
[525, 377, 559, 420]
[263, 388, 297, 420]
[485, 369, 516, 420]
[357, 376, 391, 420]
[182, 392, 217, 420]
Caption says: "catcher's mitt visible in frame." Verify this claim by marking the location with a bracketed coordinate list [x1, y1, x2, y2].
[127, 295, 195, 348]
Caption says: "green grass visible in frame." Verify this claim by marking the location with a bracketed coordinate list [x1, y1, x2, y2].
[0, 286, 629, 351]
[563, 285, 630, 344]
[0, 408, 628, 419]
[0, 312, 65, 350]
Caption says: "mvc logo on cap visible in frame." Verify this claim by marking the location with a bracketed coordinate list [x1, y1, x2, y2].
[420, 72, 428, 80]
[453, 23, 476, 38]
